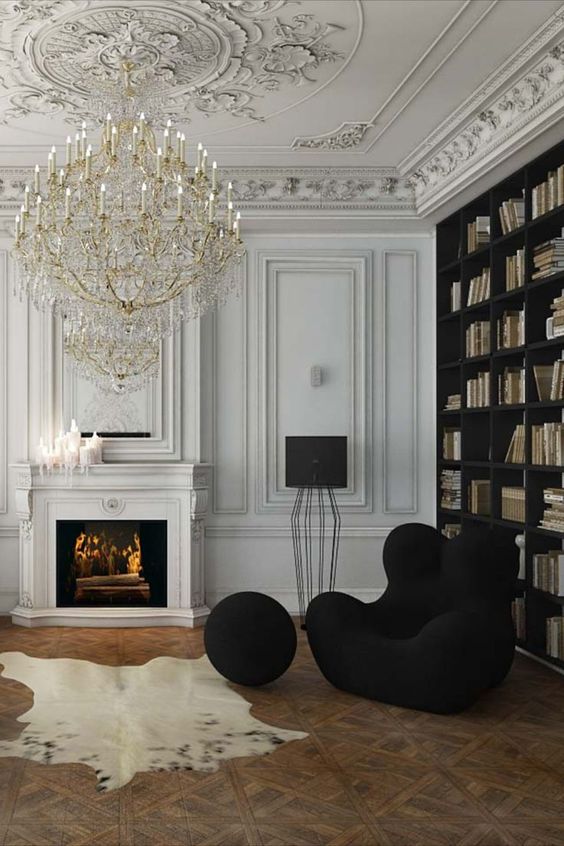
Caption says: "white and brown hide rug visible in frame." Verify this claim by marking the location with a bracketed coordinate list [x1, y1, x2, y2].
[0, 651, 307, 792]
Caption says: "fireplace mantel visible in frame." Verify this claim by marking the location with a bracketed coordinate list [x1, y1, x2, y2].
[10, 462, 211, 628]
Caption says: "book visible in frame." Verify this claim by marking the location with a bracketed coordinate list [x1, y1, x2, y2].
[505, 248, 525, 290]
[467, 216, 490, 253]
[511, 597, 526, 640]
[533, 551, 564, 596]
[532, 165, 564, 219]
[501, 487, 525, 522]
[504, 424, 525, 463]
[450, 281, 461, 312]
[498, 365, 525, 404]
[499, 194, 525, 234]
[442, 428, 461, 460]
[441, 523, 461, 539]
[443, 393, 461, 411]
[466, 321, 490, 357]
[466, 268, 490, 306]
[440, 469, 461, 511]
[533, 364, 553, 401]
[466, 371, 490, 408]
[496, 310, 524, 350]
[468, 479, 490, 516]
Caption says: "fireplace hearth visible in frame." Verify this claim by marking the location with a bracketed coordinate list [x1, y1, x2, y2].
[57, 520, 167, 607]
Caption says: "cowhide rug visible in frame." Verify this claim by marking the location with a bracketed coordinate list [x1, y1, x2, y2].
[0, 652, 307, 791]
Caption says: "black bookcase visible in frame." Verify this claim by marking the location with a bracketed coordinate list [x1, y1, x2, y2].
[436, 138, 564, 671]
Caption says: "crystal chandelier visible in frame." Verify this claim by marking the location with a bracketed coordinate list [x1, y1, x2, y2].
[12, 63, 245, 391]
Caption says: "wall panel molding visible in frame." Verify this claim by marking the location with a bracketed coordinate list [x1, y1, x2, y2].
[0, 251, 7, 514]
[206, 526, 392, 539]
[211, 264, 248, 515]
[382, 250, 418, 514]
[256, 250, 372, 513]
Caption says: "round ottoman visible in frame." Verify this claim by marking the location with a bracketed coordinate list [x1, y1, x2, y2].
[204, 592, 297, 686]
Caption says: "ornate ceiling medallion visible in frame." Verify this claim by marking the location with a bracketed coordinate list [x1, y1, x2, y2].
[0, 0, 349, 126]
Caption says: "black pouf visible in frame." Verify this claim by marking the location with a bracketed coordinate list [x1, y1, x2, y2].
[204, 592, 297, 686]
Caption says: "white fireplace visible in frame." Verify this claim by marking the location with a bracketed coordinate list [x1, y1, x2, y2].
[11, 462, 211, 628]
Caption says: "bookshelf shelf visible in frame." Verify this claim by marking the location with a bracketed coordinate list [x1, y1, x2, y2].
[437, 138, 564, 670]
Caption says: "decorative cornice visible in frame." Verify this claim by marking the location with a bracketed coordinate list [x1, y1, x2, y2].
[291, 121, 372, 151]
[0, 166, 417, 214]
[401, 11, 564, 214]
[0, 0, 349, 126]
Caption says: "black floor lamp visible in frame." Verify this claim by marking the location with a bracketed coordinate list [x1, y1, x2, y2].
[286, 436, 347, 627]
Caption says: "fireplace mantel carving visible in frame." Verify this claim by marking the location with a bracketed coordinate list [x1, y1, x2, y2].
[10, 462, 211, 628]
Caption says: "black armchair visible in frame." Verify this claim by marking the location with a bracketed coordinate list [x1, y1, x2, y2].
[305, 524, 518, 714]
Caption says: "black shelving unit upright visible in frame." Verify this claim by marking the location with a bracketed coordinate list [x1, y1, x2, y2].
[436, 138, 564, 671]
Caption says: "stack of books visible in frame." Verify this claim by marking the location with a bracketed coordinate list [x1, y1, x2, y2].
[499, 194, 525, 233]
[441, 523, 461, 539]
[450, 281, 461, 312]
[505, 249, 525, 290]
[539, 488, 564, 532]
[466, 371, 490, 407]
[533, 551, 564, 595]
[549, 289, 564, 338]
[443, 393, 461, 411]
[501, 487, 525, 522]
[504, 424, 525, 463]
[466, 268, 490, 305]
[546, 616, 564, 660]
[496, 309, 524, 349]
[533, 361, 564, 401]
[466, 321, 490, 357]
[468, 479, 490, 516]
[498, 365, 525, 404]
[467, 216, 490, 252]
[531, 422, 564, 466]
[511, 597, 526, 640]
[443, 428, 461, 460]
[533, 231, 564, 280]
[440, 469, 461, 510]
[532, 166, 564, 218]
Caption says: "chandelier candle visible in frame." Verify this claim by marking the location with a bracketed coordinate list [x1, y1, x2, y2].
[13, 96, 244, 393]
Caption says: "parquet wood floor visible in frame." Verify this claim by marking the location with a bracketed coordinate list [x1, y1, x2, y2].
[0, 618, 563, 845]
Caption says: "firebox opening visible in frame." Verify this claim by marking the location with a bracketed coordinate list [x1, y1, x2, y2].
[56, 520, 167, 607]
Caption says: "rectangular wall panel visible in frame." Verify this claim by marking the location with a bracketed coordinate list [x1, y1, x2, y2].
[0, 252, 7, 514]
[257, 252, 372, 512]
[383, 251, 418, 513]
[212, 280, 247, 514]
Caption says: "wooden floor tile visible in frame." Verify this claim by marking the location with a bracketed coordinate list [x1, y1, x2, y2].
[0, 622, 563, 846]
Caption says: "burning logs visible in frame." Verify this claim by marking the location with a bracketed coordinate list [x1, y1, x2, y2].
[74, 573, 150, 603]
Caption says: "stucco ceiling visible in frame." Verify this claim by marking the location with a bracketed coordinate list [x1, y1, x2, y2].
[0, 0, 563, 220]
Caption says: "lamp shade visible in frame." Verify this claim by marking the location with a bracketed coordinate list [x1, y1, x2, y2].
[285, 436, 347, 488]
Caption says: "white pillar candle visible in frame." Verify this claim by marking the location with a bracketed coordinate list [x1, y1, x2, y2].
[67, 419, 81, 452]
[54, 431, 64, 459]
[66, 135, 72, 166]
[89, 431, 103, 463]
[141, 181, 147, 213]
[79, 445, 93, 467]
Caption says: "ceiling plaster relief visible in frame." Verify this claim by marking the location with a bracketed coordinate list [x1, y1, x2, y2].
[0, 164, 416, 214]
[0, 0, 349, 126]
[406, 41, 564, 210]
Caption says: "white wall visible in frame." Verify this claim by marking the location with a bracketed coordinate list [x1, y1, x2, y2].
[201, 233, 436, 612]
[0, 230, 435, 615]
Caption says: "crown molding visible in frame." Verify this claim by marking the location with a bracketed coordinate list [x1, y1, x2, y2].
[402, 11, 564, 215]
[0, 165, 417, 215]
[291, 122, 373, 151]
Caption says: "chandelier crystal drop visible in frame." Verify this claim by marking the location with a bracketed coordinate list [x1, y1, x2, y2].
[13, 76, 245, 389]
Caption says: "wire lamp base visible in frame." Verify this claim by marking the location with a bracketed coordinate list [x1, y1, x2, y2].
[290, 486, 341, 628]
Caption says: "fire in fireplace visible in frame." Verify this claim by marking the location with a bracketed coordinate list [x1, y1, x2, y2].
[56, 520, 167, 607]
